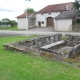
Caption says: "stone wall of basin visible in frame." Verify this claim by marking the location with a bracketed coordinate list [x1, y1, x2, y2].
[40, 43, 80, 58]
[3, 34, 80, 59]
[65, 34, 80, 58]
[65, 34, 80, 43]
[3, 34, 62, 54]
[66, 44, 80, 58]
[40, 34, 80, 58]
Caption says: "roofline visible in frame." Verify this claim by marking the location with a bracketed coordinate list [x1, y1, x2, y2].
[48, 2, 73, 6]
[36, 2, 73, 14]
[17, 12, 36, 18]
[17, 17, 27, 18]
[55, 18, 72, 20]
[36, 10, 69, 14]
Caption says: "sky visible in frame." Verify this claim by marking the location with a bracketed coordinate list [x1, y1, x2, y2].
[0, 0, 74, 21]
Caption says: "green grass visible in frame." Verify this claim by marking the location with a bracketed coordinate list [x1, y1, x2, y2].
[0, 36, 80, 80]
[62, 35, 66, 40]
[0, 26, 36, 31]
[0, 26, 18, 30]
[0, 26, 27, 31]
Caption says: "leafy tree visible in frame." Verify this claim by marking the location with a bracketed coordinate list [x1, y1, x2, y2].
[73, 0, 80, 23]
[10, 20, 17, 26]
[1, 18, 17, 27]
[25, 8, 35, 13]
[73, 0, 80, 16]
[0, 20, 1, 25]
[1, 18, 10, 27]
[73, 0, 80, 9]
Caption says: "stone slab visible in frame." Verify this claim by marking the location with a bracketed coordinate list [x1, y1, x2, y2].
[41, 40, 65, 49]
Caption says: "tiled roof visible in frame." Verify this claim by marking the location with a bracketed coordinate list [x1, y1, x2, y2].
[37, 2, 73, 13]
[55, 10, 77, 19]
[17, 12, 34, 18]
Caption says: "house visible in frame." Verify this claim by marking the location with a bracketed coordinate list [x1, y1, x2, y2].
[55, 10, 76, 31]
[17, 12, 35, 29]
[17, 2, 74, 31]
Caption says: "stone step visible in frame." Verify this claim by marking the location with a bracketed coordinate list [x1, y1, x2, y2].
[41, 40, 65, 49]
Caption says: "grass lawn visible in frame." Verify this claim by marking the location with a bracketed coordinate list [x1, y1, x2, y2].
[0, 26, 27, 31]
[0, 35, 80, 80]
[0, 26, 18, 30]
[62, 35, 66, 40]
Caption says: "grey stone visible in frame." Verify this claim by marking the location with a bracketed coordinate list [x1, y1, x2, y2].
[4, 34, 80, 59]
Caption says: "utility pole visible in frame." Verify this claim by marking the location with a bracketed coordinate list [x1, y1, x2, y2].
[25, 0, 31, 34]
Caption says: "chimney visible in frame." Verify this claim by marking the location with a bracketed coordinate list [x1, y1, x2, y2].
[66, 5, 69, 10]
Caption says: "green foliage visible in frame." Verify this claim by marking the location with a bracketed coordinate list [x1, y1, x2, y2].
[25, 8, 35, 13]
[1, 18, 10, 26]
[0, 26, 18, 30]
[73, 0, 80, 24]
[73, 10, 80, 24]
[73, 0, 80, 9]
[0, 18, 17, 27]
[62, 35, 66, 40]
[0, 21, 1, 25]
[10, 20, 17, 26]
[76, 10, 80, 16]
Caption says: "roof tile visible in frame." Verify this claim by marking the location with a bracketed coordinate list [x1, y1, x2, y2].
[37, 2, 73, 13]
[17, 12, 34, 18]
[55, 10, 77, 19]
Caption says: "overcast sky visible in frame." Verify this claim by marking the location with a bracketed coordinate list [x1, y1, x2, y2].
[0, 0, 74, 21]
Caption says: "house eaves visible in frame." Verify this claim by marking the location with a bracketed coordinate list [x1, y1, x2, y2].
[37, 2, 73, 14]
[17, 12, 35, 18]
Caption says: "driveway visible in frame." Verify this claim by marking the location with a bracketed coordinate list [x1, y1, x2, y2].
[0, 30, 26, 37]
[29, 27, 54, 32]
[0, 30, 80, 37]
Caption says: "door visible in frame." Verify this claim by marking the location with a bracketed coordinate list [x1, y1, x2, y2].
[47, 17, 54, 26]
[38, 22, 41, 27]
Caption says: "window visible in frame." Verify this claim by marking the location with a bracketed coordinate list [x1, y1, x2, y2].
[49, 13, 51, 15]
[42, 21, 44, 24]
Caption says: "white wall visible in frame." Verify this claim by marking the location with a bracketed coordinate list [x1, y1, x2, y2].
[36, 12, 60, 27]
[36, 14, 46, 27]
[55, 19, 72, 31]
[45, 12, 60, 18]
[17, 18, 28, 29]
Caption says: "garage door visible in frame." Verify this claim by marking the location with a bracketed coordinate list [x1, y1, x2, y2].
[47, 17, 54, 26]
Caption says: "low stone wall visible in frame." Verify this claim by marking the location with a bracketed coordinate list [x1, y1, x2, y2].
[40, 43, 80, 58]
[65, 34, 80, 40]
[65, 34, 80, 45]
[65, 34, 80, 58]
[3, 34, 62, 55]
[40, 34, 80, 58]
[3, 34, 80, 60]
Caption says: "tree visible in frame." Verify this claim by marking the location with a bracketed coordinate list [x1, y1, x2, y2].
[25, 8, 35, 13]
[73, 0, 80, 20]
[1, 18, 17, 27]
[1, 18, 10, 27]
[69, 0, 80, 24]
[73, 0, 80, 9]
[10, 20, 17, 26]
[0, 20, 1, 25]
